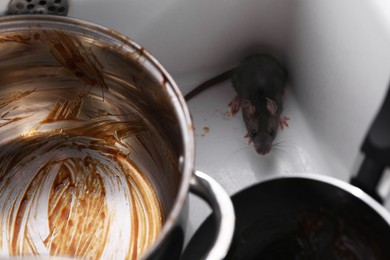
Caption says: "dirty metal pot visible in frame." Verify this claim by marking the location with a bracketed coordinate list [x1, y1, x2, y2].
[0, 15, 234, 259]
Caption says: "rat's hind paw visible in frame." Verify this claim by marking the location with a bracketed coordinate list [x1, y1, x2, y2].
[280, 116, 290, 129]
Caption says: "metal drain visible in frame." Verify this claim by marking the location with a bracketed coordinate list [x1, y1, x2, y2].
[7, 0, 68, 16]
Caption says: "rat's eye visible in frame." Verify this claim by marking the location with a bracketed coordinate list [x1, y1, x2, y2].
[269, 129, 275, 137]
[251, 129, 257, 137]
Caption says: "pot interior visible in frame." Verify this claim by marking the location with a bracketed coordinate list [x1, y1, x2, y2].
[0, 16, 186, 259]
[184, 176, 390, 260]
[229, 178, 390, 259]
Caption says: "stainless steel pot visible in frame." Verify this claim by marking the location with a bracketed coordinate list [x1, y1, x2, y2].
[0, 15, 234, 259]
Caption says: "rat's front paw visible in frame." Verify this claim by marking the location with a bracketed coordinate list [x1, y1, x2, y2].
[279, 116, 290, 129]
[229, 95, 241, 114]
[244, 133, 252, 144]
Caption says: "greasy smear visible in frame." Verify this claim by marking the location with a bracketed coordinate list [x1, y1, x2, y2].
[43, 94, 83, 122]
[0, 34, 31, 45]
[0, 29, 166, 259]
[0, 134, 163, 259]
[0, 98, 163, 259]
[0, 89, 35, 110]
[41, 30, 108, 92]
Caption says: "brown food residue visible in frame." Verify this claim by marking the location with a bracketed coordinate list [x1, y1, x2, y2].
[41, 30, 108, 93]
[201, 126, 210, 137]
[0, 29, 162, 259]
[222, 110, 233, 119]
[216, 109, 233, 120]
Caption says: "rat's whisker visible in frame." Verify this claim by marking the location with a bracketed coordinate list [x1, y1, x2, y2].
[225, 146, 251, 161]
[231, 146, 250, 155]
[271, 146, 288, 156]
[269, 148, 281, 156]
[273, 140, 297, 149]
[237, 139, 248, 145]
[273, 140, 290, 146]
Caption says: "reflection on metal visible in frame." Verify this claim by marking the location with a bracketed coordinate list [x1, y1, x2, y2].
[7, 0, 68, 16]
[0, 16, 181, 259]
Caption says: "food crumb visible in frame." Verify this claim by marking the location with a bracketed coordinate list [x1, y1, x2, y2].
[201, 127, 210, 137]
[222, 110, 232, 119]
[216, 109, 233, 119]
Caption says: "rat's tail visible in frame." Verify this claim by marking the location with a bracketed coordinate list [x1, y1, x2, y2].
[185, 69, 234, 101]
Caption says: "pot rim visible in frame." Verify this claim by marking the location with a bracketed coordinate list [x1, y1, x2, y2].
[260, 173, 390, 225]
[0, 15, 195, 258]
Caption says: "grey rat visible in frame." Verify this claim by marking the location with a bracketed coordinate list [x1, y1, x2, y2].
[185, 54, 289, 155]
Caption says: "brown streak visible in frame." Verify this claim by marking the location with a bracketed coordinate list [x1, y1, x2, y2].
[0, 89, 35, 110]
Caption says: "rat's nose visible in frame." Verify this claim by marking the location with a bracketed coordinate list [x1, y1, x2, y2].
[255, 146, 270, 155]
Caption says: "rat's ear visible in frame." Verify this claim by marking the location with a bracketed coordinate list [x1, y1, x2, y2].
[242, 100, 255, 119]
[266, 97, 277, 115]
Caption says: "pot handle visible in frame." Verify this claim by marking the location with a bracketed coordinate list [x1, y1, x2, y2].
[187, 171, 235, 260]
[351, 86, 390, 203]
